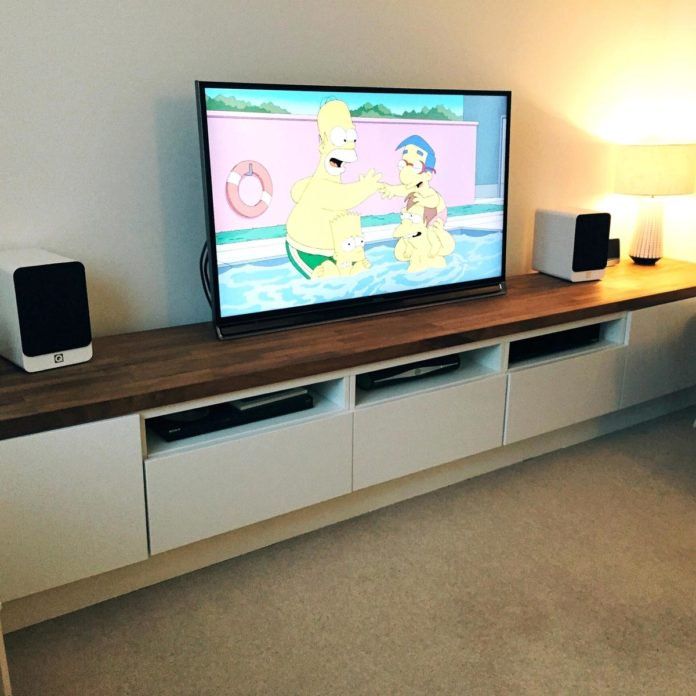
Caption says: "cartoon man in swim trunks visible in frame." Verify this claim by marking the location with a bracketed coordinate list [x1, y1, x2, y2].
[380, 135, 454, 268]
[286, 99, 382, 279]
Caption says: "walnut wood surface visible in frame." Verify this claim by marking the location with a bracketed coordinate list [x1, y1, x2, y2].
[1, 259, 695, 440]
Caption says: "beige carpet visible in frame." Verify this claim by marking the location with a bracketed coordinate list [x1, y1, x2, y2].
[5, 408, 696, 695]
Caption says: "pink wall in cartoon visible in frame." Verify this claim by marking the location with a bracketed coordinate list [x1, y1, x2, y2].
[206, 112, 478, 233]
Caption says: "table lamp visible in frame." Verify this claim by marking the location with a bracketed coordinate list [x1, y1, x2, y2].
[615, 144, 695, 265]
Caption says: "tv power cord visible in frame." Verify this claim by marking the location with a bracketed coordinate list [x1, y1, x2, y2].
[199, 242, 212, 308]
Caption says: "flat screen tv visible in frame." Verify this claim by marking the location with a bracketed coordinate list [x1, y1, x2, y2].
[196, 81, 510, 338]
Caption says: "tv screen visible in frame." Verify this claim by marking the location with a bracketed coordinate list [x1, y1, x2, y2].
[196, 82, 510, 338]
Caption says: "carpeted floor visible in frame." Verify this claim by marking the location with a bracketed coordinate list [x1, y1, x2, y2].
[5, 408, 696, 695]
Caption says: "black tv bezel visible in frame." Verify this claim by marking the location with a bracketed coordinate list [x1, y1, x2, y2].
[195, 81, 510, 338]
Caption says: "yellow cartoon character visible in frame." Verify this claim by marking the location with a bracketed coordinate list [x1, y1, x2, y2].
[286, 100, 382, 278]
[313, 212, 371, 278]
[394, 213, 453, 272]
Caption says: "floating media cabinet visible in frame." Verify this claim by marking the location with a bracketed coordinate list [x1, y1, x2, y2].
[1, 259, 695, 632]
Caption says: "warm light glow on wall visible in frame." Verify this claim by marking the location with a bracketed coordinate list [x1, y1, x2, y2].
[570, 16, 696, 264]
[582, 93, 696, 145]
[565, 10, 696, 146]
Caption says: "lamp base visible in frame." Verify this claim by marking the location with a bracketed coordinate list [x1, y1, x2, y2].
[629, 197, 663, 266]
[630, 255, 660, 266]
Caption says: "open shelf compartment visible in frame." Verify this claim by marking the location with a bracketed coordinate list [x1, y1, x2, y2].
[506, 315, 627, 371]
[144, 376, 347, 458]
[354, 343, 503, 408]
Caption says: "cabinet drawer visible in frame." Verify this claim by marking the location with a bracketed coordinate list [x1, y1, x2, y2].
[622, 298, 696, 407]
[353, 375, 506, 490]
[145, 413, 352, 554]
[0, 416, 148, 601]
[505, 346, 625, 444]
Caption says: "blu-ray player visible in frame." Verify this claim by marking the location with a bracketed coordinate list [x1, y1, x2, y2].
[148, 387, 314, 441]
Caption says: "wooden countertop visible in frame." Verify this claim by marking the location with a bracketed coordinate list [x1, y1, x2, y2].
[1, 258, 695, 440]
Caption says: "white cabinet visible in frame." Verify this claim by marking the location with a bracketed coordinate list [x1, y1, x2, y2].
[503, 316, 628, 445]
[0, 416, 148, 601]
[353, 375, 506, 489]
[3, 301, 695, 605]
[145, 413, 353, 554]
[622, 298, 696, 408]
[504, 346, 626, 444]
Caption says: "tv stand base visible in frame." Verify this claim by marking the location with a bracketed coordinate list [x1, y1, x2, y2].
[3, 385, 694, 634]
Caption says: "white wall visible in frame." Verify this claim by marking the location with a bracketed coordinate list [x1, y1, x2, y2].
[1, 1, 693, 336]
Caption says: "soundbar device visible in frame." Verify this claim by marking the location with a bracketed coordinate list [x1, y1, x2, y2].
[357, 355, 461, 390]
[149, 387, 314, 441]
[229, 387, 314, 424]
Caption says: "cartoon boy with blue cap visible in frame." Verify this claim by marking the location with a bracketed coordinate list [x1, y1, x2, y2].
[380, 135, 454, 269]
[379, 135, 447, 225]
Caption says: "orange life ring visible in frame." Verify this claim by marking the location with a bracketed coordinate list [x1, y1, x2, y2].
[226, 160, 273, 218]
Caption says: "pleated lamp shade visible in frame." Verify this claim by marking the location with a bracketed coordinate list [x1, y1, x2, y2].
[615, 144, 696, 196]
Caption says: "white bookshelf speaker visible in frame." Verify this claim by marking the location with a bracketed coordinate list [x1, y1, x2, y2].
[0, 248, 92, 372]
[533, 209, 611, 282]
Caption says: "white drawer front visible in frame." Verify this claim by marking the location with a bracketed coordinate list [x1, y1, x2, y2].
[353, 375, 506, 490]
[622, 298, 696, 407]
[505, 347, 626, 444]
[0, 416, 148, 601]
[145, 414, 352, 554]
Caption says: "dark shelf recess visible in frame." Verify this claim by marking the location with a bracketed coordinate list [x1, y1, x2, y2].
[509, 324, 602, 365]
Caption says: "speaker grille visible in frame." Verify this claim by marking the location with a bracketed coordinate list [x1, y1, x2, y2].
[572, 213, 610, 272]
[14, 262, 92, 357]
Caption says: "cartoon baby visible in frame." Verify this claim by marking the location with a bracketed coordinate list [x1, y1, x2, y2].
[379, 135, 447, 218]
[381, 135, 455, 271]
[393, 215, 453, 272]
[313, 212, 371, 278]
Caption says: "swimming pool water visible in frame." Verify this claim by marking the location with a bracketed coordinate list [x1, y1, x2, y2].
[218, 229, 503, 317]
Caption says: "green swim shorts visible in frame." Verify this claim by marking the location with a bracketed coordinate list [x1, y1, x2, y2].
[286, 241, 335, 279]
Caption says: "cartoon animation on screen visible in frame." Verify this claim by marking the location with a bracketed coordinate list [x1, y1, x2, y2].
[284, 100, 457, 278]
[206, 85, 508, 319]
[285, 99, 382, 279]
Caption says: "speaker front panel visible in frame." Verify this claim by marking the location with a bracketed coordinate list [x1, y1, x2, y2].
[572, 213, 610, 272]
[13, 262, 92, 357]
